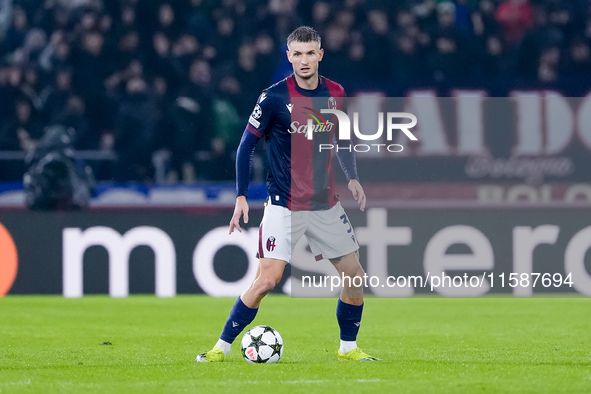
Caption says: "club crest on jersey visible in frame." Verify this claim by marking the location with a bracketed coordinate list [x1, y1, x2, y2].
[252, 104, 262, 119]
[328, 96, 337, 109]
[266, 236, 277, 252]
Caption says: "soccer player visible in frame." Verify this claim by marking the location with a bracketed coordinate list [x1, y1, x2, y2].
[196, 26, 378, 362]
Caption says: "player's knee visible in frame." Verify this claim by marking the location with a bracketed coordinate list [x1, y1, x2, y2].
[255, 277, 278, 294]
[341, 267, 365, 286]
[344, 263, 365, 278]
[354, 265, 365, 278]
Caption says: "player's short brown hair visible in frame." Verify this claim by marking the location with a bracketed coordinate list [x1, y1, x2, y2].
[287, 26, 321, 48]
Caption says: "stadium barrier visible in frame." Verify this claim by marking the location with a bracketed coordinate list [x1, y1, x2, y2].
[1, 207, 589, 297]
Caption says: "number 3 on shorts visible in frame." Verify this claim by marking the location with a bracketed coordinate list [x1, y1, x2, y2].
[340, 214, 352, 233]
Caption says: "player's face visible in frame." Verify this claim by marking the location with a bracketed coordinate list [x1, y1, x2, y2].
[287, 41, 324, 80]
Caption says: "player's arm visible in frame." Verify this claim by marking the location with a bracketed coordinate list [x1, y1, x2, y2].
[230, 131, 260, 234]
[334, 88, 366, 211]
[335, 140, 366, 212]
[229, 92, 272, 234]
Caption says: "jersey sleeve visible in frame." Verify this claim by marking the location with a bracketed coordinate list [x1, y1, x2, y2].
[236, 91, 275, 197]
[235, 129, 260, 197]
[333, 86, 359, 181]
[245, 91, 275, 138]
[335, 136, 359, 181]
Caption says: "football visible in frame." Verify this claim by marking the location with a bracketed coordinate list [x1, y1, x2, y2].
[241, 325, 283, 364]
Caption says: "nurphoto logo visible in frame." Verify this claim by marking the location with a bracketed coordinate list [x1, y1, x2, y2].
[307, 109, 418, 153]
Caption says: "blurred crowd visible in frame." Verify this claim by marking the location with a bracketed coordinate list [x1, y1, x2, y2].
[0, 0, 590, 182]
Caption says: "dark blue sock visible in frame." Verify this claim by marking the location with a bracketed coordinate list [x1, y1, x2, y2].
[336, 299, 363, 341]
[220, 297, 258, 344]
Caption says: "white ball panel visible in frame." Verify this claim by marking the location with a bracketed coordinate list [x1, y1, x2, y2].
[241, 333, 252, 349]
[261, 331, 277, 345]
[273, 330, 283, 345]
[267, 353, 280, 364]
[257, 345, 273, 361]
[249, 326, 265, 336]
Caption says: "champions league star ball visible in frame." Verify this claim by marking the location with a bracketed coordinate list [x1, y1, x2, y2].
[241, 325, 283, 363]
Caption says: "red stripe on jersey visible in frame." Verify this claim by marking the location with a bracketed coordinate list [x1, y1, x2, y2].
[246, 123, 263, 138]
[258, 223, 264, 258]
[287, 76, 314, 211]
[325, 79, 346, 100]
[324, 78, 346, 209]
[286, 75, 345, 211]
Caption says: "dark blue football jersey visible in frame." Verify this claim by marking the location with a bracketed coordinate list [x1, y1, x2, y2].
[244, 74, 346, 211]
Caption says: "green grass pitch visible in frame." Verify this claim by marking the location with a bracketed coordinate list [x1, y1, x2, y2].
[1, 295, 590, 393]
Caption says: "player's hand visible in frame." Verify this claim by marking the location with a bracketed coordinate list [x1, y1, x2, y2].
[348, 179, 366, 212]
[229, 196, 249, 234]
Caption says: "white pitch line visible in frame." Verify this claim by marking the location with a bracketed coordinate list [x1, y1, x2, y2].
[281, 378, 383, 384]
